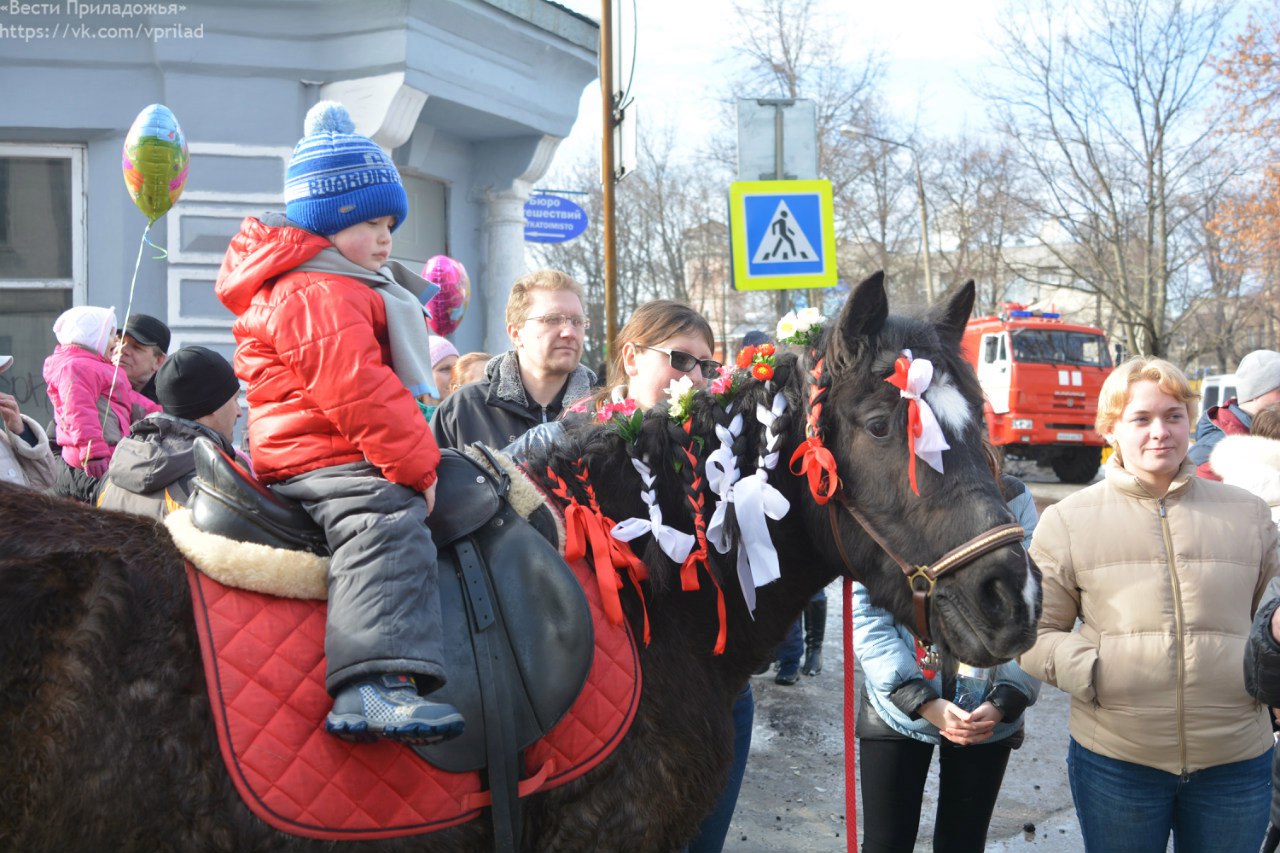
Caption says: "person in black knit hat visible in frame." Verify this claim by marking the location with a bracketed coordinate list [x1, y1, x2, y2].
[96, 345, 242, 520]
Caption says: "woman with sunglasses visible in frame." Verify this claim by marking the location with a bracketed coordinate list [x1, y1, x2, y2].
[506, 300, 748, 853]
[505, 299, 722, 457]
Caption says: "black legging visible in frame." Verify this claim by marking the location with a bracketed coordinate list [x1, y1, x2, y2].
[858, 736, 1013, 853]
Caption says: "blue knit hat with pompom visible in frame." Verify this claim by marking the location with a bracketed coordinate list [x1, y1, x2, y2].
[284, 101, 408, 236]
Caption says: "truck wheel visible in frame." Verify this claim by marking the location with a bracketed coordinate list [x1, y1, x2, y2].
[1051, 447, 1102, 484]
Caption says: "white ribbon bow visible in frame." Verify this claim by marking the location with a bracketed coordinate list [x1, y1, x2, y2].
[705, 412, 744, 555]
[732, 469, 791, 614]
[896, 352, 949, 475]
[727, 391, 791, 615]
[610, 456, 696, 564]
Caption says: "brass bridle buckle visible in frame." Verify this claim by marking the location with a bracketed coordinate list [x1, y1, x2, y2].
[906, 566, 936, 595]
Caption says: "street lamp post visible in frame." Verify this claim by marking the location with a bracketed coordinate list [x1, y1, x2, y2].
[841, 127, 934, 304]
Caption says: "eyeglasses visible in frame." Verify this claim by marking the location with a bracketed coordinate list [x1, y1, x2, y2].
[636, 345, 722, 376]
[526, 314, 590, 331]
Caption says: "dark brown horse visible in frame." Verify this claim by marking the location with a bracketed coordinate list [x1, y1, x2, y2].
[0, 273, 1040, 852]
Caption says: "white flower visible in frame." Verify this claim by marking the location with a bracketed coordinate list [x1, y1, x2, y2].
[776, 312, 799, 340]
[797, 306, 823, 328]
[665, 375, 696, 421]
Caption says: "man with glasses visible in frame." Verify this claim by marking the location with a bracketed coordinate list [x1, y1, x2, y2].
[430, 269, 596, 450]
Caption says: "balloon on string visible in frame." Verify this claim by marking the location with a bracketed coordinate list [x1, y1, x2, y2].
[422, 255, 471, 337]
[122, 104, 189, 223]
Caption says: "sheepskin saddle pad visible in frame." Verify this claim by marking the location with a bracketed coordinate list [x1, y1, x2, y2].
[164, 441, 641, 841]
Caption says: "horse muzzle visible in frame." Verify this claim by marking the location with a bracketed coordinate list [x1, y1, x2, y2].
[930, 546, 1042, 667]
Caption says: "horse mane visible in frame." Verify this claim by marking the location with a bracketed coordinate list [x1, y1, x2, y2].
[525, 353, 806, 597]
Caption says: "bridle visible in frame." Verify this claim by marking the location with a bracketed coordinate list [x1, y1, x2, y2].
[827, 496, 1024, 646]
[791, 349, 1026, 646]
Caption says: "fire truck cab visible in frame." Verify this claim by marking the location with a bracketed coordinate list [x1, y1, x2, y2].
[961, 305, 1113, 484]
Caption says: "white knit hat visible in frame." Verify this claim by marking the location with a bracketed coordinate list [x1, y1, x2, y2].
[53, 305, 116, 358]
[1236, 350, 1280, 403]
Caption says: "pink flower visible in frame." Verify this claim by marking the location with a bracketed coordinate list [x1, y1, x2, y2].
[595, 398, 639, 423]
[709, 366, 735, 396]
[610, 398, 639, 418]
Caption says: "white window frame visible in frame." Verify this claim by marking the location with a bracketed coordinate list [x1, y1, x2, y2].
[0, 142, 86, 304]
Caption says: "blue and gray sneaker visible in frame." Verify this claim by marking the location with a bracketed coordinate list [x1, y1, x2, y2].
[325, 674, 465, 745]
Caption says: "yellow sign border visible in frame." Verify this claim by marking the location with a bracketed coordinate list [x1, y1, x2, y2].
[729, 179, 837, 291]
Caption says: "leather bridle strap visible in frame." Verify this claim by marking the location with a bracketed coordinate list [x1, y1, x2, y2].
[827, 498, 1025, 644]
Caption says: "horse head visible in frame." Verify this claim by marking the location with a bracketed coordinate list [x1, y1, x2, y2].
[791, 271, 1041, 666]
[532, 272, 1039, 668]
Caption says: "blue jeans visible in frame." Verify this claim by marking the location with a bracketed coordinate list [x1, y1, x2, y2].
[1067, 738, 1271, 853]
[688, 684, 755, 853]
[776, 618, 804, 677]
[775, 590, 825, 676]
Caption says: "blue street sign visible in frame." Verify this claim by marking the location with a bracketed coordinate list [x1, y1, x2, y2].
[524, 194, 589, 243]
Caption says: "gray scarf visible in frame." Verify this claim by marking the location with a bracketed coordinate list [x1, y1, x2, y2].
[293, 247, 440, 398]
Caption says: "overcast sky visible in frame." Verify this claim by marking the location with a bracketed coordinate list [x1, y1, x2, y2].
[550, 0, 1011, 166]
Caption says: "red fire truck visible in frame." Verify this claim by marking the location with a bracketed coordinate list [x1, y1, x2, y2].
[961, 305, 1114, 484]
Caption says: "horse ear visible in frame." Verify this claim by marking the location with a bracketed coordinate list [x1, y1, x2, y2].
[837, 271, 889, 342]
[933, 280, 975, 351]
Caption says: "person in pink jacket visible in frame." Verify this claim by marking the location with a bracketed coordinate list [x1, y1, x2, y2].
[43, 305, 160, 481]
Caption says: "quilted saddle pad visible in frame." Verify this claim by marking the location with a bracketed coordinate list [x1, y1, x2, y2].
[187, 554, 641, 842]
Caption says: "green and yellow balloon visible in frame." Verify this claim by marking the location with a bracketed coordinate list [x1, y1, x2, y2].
[122, 104, 189, 223]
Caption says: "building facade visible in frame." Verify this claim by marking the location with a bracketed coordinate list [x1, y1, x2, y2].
[0, 0, 598, 424]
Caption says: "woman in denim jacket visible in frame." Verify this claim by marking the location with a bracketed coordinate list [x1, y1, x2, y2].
[853, 472, 1040, 853]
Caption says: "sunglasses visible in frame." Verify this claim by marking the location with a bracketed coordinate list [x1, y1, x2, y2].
[636, 344, 722, 376]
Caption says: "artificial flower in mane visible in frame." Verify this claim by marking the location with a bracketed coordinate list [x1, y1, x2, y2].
[596, 397, 639, 422]
[665, 375, 698, 424]
[600, 398, 644, 444]
[776, 306, 824, 347]
[708, 365, 736, 399]
[736, 342, 776, 382]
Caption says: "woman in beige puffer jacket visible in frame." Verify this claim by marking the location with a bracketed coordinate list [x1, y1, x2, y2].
[1021, 356, 1280, 853]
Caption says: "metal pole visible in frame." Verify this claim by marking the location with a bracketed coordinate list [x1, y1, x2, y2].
[600, 0, 618, 360]
[913, 158, 934, 304]
[773, 104, 784, 180]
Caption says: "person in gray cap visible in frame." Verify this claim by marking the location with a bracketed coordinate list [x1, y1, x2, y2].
[0, 353, 57, 490]
[96, 345, 241, 520]
[1189, 349, 1280, 479]
[112, 313, 171, 403]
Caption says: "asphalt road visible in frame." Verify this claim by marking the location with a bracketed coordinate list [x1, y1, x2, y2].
[723, 462, 1094, 853]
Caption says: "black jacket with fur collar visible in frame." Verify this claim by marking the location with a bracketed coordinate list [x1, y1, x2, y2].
[429, 351, 595, 451]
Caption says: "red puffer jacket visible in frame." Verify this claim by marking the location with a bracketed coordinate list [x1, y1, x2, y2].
[215, 216, 438, 491]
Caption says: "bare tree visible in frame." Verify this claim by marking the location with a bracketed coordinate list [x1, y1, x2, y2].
[988, 0, 1234, 356]
[927, 134, 1035, 314]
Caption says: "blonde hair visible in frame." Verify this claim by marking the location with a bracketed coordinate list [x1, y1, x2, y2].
[449, 351, 490, 392]
[504, 269, 585, 327]
[1096, 357, 1199, 463]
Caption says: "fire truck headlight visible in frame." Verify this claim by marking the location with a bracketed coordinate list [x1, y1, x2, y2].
[1012, 418, 1034, 430]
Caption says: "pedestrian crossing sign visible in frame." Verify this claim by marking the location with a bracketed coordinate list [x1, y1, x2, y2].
[730, 179, 837, 291]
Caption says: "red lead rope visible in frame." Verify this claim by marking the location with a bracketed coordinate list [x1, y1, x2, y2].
[844, 576, 859, 853]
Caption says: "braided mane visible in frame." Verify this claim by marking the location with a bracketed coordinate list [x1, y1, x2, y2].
[526, 353, 805, 601]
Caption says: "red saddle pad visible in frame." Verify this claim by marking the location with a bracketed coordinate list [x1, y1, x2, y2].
[188, 554, 640, 842]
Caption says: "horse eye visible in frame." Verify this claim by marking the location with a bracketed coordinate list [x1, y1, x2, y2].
[867, 417, 890, 438]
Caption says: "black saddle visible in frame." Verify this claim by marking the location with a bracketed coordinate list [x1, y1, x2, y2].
[187, 439, 594, 852]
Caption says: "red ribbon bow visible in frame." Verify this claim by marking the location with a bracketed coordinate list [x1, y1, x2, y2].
[563, 499, 653, 645]
[790, 436, 841, 505]
[885, 355, 925, 496]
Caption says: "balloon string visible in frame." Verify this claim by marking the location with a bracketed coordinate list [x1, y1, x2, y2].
[143, 224, 168, 260]
[92, 223, 151, 471]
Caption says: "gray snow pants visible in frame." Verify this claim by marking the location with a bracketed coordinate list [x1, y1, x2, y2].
[271, 461, 446, 695]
